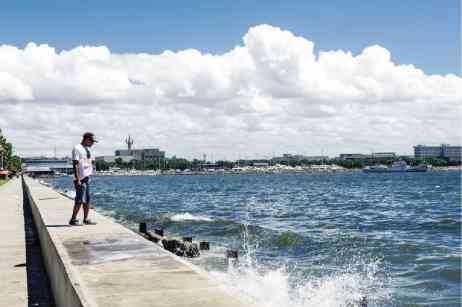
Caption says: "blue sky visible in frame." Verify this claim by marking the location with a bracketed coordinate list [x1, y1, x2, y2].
[1, 1, 461, 158]
[1, 0, 460, 76]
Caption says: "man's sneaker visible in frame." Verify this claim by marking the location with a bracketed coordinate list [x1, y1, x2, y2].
[69, 219, 83, 226]
[83, 219, 97, 225]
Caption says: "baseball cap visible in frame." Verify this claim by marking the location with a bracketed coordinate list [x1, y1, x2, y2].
[83, 132, 98, 143]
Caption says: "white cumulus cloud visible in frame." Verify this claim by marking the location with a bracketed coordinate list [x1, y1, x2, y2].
[0, 24, 460, 159]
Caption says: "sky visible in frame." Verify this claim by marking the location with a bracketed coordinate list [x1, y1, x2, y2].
[0, 0, 461, 160]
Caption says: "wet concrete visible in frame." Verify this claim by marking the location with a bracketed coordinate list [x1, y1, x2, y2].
[64, 235, 165, 265]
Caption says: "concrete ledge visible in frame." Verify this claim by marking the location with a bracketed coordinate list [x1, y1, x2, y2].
[23, 177, 252, 307]
[23, 177, 91, 307]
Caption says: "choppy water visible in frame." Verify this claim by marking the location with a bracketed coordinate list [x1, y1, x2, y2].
[48, 171, 461, 306]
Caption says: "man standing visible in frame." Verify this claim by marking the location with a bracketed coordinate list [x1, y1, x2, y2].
[69, 132, 97, 226]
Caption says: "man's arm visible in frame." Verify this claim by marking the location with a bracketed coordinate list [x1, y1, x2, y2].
[72, 146, 81, 184]
[73, 160, 81, 185]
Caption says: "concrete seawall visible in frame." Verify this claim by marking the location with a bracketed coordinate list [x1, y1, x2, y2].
[23, 176, 252, 307]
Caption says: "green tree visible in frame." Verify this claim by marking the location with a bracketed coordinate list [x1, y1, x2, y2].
[0, 129, 21, 172]
[95, 160, 111, 171]
[114, 157, 123, 168]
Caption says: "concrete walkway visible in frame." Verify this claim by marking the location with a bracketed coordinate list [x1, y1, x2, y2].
[0, 178, 55, 307]
[0, 178, 27, 306]
[24, 177, 253, 307]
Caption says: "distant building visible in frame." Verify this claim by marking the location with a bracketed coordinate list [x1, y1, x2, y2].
[115, 148, 165, 161]
[95, 155, 133, 163]
[272, 154, 329, 162]
[414, 144, 461, 162]
[23, 159, 73, 175]
[303, 156, 329, 161]
[135, 148, 165, 161]
[339, 154, 369, 160]
[110, 136, 166, 162]
[441, 145, 461, 162]
[371, 152, 396, 158]
[115, 149, 131, 156]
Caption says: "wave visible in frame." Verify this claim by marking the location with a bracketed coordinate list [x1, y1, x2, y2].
[169, 212, 214, 222]
[149, 213, 313, 251]
[417, 218, 461, 232]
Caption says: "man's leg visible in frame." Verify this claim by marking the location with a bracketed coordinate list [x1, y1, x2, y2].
[82, 179, 96, 225]
[70, 179, 84, 225]
[70, 202, 82, 220]
[83, 203, 90, 220]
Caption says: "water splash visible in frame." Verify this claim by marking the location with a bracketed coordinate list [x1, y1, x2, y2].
[65, 190, 76, 199]
[210, 211, 391, 307]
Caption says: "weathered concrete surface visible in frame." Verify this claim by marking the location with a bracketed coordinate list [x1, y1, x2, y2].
[24, 177, 253, 307]
[0, 178, 27, 306]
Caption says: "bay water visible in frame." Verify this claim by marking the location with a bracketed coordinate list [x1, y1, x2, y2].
[48, 171, 461, 306]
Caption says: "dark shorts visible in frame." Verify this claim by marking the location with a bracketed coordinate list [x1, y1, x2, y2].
[75, 177, 90, 204]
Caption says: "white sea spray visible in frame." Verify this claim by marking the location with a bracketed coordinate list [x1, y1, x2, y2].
[209, 209, 392, 307]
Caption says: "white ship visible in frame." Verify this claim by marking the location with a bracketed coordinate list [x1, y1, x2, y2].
[363, 161, 428, 173]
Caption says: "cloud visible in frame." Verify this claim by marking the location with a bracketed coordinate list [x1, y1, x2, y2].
[0, 24, 460, 159]
[0, 71, 34, 101]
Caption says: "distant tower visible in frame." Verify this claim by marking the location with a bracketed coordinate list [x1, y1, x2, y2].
[125, 135, 134, 155]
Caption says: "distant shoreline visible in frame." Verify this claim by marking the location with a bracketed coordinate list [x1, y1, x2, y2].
[91, 166, 461, 177]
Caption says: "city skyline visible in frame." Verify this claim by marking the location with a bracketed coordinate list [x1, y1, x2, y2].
[19, 140, 461, 162]
[1, 2, 461, 160]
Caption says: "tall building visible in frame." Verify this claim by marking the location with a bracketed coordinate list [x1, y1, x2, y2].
[414, 144, 461, 163]
[99, 137, 166, 163]
[114, 136, 165, 161]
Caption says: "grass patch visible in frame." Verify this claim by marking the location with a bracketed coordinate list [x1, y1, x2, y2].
[0, 178, 10, 186]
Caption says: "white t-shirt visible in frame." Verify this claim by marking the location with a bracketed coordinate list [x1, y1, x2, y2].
[72, 144, 94, 179]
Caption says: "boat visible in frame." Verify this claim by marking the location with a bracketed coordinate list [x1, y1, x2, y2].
[407, 164, 429, 172]
[363, 164, 388, 173]
[363, 161, 428, 173]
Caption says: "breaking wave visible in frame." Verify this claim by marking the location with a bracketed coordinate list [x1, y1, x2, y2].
[169, 212, 214, 222]
[209, 224, 391, 307]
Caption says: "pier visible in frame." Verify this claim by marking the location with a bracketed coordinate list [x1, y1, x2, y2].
[1, 177, 253, 307]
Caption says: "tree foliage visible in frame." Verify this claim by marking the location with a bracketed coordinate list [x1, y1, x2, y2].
[0, 129, 22, 172]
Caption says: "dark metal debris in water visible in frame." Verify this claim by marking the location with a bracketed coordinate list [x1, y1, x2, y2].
[139, 222, 201, 258]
